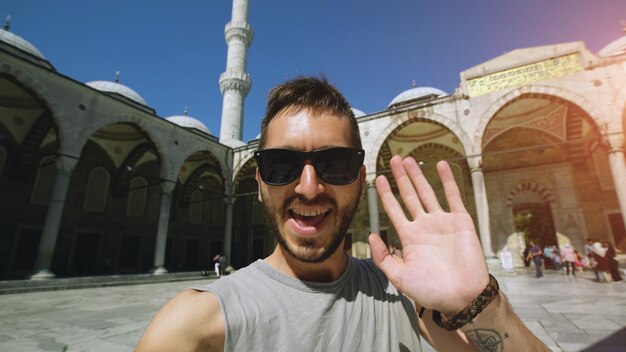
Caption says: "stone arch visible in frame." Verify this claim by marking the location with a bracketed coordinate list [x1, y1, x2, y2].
[174, 145, 229, 187]
[233, 155, 257, 194]
[367, 111, 471, 177]
[115, 142, 159, 195]
[181, 163, 225, 206]
[474, 84, 605, 151]
[505, 181, 555, 207]
[0, 67, 67, 141]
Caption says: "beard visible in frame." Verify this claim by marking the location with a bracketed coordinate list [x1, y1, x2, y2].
[261, 189, 360, 264]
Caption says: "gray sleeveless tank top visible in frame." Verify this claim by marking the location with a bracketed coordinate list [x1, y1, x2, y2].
[193, 255, 422, 352]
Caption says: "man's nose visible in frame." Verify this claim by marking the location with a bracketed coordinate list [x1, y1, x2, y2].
[294, 163, 325, 199]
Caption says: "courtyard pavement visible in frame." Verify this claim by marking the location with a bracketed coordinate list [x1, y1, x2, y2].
[0, 267, 624, 351]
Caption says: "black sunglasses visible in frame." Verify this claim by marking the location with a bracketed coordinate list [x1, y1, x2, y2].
[254, 147, 365, 186]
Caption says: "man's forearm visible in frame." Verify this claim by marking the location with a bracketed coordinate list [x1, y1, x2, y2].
[460, 292, 549, 352]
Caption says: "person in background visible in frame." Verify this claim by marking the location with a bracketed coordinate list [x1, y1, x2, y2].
[603, 241, 623, 283]
[590, 242, 610, 282]
[584, 239, 601, 282]
[551, 245, 562, 271]
[561, 244, 577, 277]
[527, 241, 543, 278]
[213, 254, 223, 277]
[543, 245, 554, 270]
[573, 249, 585, 275]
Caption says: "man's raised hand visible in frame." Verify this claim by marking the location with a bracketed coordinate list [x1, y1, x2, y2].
[368, 156, 489, 316]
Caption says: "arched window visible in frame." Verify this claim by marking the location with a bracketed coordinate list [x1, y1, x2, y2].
[84, 167, 110, 213]
[31, 155, 56, 205]
[189, 190, 203, 224]
[126, 176, 148, 217]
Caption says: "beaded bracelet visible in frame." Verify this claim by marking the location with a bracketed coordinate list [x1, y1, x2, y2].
[432, 274, 499, 331]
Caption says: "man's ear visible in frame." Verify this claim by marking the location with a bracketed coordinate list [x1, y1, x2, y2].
[359, 165, 366, 199]
[255, 167, 263, 202]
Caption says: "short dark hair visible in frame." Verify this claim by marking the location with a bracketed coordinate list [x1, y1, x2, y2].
[258, 75, 362, 150]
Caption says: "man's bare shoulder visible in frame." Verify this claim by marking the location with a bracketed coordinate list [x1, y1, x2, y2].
[136, 289, 224, 352]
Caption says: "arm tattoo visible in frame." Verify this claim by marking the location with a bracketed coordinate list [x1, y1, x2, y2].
[465, 328, 505, 352]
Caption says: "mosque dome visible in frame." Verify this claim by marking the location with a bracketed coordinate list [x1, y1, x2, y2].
[0, 25, 46, 59]
[166, 110, 212, 135]
[388, 85, 447, 108]
[86, 79, 147, 106]
[598, 36, 626, 57]
[351, 108, 366, 118]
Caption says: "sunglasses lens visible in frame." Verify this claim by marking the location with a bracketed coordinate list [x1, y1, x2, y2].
[316, 148, 363, 185]
[255, 148, 364, 186]
[256, 149, 302, 185]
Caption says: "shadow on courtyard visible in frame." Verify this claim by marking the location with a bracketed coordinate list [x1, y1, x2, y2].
[581, 327, 626, 352]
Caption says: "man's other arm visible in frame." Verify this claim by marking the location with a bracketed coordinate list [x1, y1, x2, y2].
[136, 289, 224, 352]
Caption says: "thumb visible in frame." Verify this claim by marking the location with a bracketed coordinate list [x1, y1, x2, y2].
[368, 234, 401, 281]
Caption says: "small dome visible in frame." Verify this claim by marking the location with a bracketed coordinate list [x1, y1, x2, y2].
[351, 108, 366, 118]
[166, 115, 211, 134]
[86, 80, 147, 105]
[598, 36, 626, 57]
[0, 28, 45, 59]
[388, 86, 447, 108]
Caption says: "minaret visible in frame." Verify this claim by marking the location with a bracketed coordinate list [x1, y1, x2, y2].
[219, 0, 253, 147]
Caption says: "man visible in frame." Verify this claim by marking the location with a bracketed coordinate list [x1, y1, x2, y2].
[561, 243, 577, 276]
[526, 241, 543, 278]
[212, 254, 222, 277]
[585, 238, 601, 281]
[137, 76, 548, 351]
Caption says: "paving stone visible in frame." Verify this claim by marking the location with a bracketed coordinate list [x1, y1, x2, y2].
[0, 269, 625, 351]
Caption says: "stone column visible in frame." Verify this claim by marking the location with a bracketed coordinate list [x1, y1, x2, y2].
[367, 180, 380, 235]
[152, 180, 176, 275]
[219, 0, 253, 147]
[223, 196, 235, 269]
[31, 155, 79, 280]
[467, 156, 496, 258]
[606, 132, 626, 229]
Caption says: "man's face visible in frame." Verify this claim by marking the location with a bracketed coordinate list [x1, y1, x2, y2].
[256, 109, 365, 263]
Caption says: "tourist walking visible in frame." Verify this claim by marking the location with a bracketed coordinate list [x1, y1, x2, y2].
[551, 246, 563, 271]
[603, 242, 623, 283]
[561, 244, 577, 276]
[590, 242, 610, 282]
[584, 239, 601, 281]
[527, 241, 543, 278]
[213, 254, 223, 277]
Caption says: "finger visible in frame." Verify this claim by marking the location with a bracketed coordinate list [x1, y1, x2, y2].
[375, 174, 409, 230]
[389, 155, 424, 218]
[437, 160, 467, 213]
[368, 233, 402, 282]
[403, 157, 442, 213]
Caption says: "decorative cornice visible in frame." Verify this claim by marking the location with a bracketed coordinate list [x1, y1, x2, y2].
[225, 21, 254, 46]
[219, 71, 251, 96]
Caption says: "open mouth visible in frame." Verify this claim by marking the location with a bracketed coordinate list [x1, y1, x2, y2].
[287, 207, 331, 237]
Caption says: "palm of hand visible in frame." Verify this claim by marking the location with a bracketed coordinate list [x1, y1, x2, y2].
[369, 156, 489, 315]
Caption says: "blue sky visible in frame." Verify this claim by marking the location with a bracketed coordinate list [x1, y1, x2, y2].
[4, 1, 626, 142]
